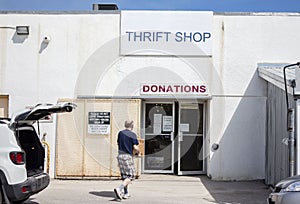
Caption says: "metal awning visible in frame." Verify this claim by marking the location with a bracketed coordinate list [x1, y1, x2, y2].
[258, 63, 295, 95]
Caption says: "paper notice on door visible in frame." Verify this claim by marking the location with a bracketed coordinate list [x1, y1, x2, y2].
[153, 114, 162, 134]
[163, 116, 173, 132]
[180, 123, 189, 132]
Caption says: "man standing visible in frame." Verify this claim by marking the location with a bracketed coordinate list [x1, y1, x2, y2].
[114, 120, 140, 200]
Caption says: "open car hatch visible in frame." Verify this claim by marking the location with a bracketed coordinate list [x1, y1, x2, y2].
[10, 102, 76, 127]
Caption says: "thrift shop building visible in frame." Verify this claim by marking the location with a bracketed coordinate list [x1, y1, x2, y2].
[1, 8, 300, 185]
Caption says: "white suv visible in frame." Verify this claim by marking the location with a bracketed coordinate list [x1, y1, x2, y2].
[0, 103, 75, 204]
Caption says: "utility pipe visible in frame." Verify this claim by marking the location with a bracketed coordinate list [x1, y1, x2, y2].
[283, 62, 300, 177]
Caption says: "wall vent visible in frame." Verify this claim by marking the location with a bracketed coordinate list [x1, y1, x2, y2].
[92, 4, 119, 10]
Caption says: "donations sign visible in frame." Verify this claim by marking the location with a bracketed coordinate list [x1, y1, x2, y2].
[141, 84, 208, 95]
[121, 11, 213, 56]
[88, 112, 111, 135]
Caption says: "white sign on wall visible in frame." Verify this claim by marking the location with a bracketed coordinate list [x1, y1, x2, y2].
[121, 11, 213, 56]
[88, 112, 111, 135]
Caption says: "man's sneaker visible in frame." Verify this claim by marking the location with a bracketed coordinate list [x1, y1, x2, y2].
[114, 188, 123, 200]
[122, 193, 131, 199]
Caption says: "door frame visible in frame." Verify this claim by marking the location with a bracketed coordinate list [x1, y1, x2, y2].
[142, 101, 175, 174]
[177, 101, 206, 175]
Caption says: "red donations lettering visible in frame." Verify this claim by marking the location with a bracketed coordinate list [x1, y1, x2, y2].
[142, 84, 207, 94]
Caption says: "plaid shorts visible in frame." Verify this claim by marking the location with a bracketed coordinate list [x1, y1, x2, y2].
[117, 154, 135, 180]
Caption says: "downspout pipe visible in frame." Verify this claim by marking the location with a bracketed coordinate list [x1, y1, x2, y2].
[283, 62, 300, 177]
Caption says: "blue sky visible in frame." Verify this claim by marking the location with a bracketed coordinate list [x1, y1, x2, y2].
[1, 0, 300, 12]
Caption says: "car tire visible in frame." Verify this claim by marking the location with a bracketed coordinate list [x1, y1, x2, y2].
[0, 185, 13, 204]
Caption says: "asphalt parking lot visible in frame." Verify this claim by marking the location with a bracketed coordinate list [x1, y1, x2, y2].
[24, 174, 271, 204]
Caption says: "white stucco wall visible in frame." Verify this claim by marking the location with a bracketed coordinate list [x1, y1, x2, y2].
[209, 14, 300, 180]
[1, 11, 300, 180]
[0, 12, 120, 177]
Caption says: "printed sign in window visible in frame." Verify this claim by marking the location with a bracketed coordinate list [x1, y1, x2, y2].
[163, 116, 173, 132]
[153, 114, 162, 134]
[180, 123, 190, 132]
[88, 112, 111, 135]
[147, 157, 164, 169]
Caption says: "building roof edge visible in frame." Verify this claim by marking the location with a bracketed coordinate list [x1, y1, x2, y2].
[214, 12, 300, 16]
[0, 10, 300, 16]
[0, 10, 121, 15]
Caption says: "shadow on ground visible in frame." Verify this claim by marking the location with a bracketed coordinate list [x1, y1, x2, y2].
[200, 176, 271, 204]
[89, 191, 120, 202]
[22, 198, 39, 204]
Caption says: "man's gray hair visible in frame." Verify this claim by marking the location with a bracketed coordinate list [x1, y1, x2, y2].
[124, 120, 134, 128]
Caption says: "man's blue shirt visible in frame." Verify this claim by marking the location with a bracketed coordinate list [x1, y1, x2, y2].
[117, 129, 139, 155]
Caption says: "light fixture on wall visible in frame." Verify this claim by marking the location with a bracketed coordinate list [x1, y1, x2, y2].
[16, 26, 29, 35]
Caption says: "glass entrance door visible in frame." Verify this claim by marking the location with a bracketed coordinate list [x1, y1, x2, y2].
[144, 103, 174, 173]
[178, 102, 205, 175]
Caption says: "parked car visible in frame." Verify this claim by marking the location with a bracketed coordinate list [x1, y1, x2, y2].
[0, 103, 75, 204]
[268, 175, 300, 204]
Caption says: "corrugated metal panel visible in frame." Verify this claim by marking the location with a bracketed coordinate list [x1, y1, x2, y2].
[0, 95, 8, 117]
[56, 98, 141, 178]
[84, 101, 113, 177]
[266, 83, 294, 186]
[56, 99, 85, 177]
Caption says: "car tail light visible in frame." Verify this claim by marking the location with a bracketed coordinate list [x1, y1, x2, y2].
[21, 186, 28, 193]
[9, 151, 25, 165]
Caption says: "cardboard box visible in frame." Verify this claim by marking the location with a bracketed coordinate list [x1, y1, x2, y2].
[133, 139, 144, 156]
